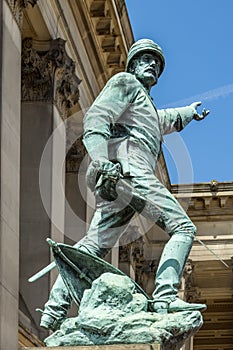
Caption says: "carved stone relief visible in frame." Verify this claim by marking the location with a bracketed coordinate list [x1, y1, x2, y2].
[21, 38, 81, 119]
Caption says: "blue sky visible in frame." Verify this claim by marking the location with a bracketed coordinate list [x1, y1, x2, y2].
[125, 0, 233, 184]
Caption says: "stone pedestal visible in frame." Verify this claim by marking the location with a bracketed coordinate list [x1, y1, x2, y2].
[20, 344, 161, 350]
[42, 273, 202, 349]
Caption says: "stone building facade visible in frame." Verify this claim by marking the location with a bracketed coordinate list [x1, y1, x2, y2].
[0, 1, 232, 350]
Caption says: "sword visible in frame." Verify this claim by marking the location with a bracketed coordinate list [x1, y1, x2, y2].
[28, 241, 81, 283]
[28, 261, 56, 282]
[28, 177, 230, 283]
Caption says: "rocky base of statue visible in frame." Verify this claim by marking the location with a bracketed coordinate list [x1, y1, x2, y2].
[44, 273, 203, 350]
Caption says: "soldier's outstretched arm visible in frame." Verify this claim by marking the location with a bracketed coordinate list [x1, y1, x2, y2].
[157, 100, 210, 135]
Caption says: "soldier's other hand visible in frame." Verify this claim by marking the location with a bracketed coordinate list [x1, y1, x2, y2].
[96, 177, 119, 201]
[190, 101, 210, 121]
[95, 161, 121, 201]
[86, 160, 121, 196]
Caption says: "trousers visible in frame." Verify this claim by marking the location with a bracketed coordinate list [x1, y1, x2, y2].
[42, 143, 196, 320]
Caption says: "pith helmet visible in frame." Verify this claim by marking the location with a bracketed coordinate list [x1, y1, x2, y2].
[126, 39, 165, 76]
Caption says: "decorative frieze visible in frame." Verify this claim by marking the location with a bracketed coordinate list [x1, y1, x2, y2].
[86, 0, 128, 76]
[171, 181, 233, 221]
[6, 0, 37, 28]
[21, 38, 81, 119]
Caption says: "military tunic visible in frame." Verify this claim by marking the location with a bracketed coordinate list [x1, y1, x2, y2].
[81, 72, 196, 253]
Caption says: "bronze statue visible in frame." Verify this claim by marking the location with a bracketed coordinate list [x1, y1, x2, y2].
[40, 39, 209, 331]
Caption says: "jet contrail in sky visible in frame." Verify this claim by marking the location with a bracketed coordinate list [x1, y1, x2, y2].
[161, 83, 233, 108]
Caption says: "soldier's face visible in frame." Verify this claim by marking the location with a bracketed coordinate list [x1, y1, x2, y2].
[133, 52, 161, 89]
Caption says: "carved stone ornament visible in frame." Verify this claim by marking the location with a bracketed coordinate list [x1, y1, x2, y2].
[6, 0, 37, 28]
[21, 38, 81, 119]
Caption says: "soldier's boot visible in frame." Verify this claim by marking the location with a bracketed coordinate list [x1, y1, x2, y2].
[152, 233, 206, 314]
[39, 274, 71, 331]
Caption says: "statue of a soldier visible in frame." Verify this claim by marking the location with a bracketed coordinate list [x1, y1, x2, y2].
[40, 39, 209, 331]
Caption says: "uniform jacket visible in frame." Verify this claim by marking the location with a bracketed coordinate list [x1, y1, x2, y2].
[83, 72, 196, 175]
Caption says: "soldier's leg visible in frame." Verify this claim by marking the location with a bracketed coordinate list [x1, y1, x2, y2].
[39, 244, 96, 331]
[130, 170, 206, 313]
[40, 195, 136, 330]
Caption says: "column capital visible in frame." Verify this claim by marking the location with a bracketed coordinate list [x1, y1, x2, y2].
[21, 38, 81, 119]
[6, 0, 37, 28]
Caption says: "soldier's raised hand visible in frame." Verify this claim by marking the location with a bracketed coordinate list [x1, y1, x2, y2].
[190, 101, 210, 121]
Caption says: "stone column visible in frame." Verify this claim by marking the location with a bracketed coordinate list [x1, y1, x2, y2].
[19, 37, 80, 338]
[0, 1, 37, 349]
[65, 137, 87, 246]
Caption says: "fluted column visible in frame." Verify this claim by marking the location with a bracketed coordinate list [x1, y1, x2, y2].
[0, 2, 37, 350]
